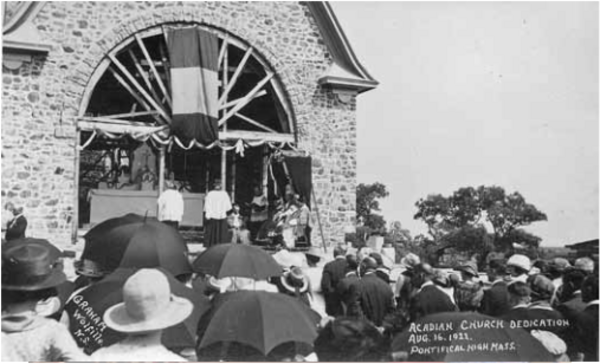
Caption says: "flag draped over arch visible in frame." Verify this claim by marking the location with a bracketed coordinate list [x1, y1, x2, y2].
[166, 26, 219, 145]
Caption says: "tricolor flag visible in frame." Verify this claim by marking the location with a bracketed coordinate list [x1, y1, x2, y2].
[167, 27, 219, 145]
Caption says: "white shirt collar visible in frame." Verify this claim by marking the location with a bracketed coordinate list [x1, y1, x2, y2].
[586, 299, 599, 307]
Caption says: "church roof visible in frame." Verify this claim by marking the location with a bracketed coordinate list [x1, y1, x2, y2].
[3, 1, 378, 93]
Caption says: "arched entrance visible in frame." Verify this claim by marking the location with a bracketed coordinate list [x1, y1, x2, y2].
[75, 23, 297, 235]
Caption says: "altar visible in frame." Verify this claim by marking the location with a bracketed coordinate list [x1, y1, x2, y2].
[89, 189, 204, 227]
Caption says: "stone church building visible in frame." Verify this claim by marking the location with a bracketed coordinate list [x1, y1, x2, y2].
[2, 1, 377, 250]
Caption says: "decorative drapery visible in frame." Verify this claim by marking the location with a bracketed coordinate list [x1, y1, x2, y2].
[167, 26, 219, 145]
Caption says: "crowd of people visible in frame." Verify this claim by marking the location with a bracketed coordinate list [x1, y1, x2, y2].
[1, 207, 598, 362]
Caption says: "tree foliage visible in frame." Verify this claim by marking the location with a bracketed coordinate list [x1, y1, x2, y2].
[357, 182, 389, 233]
[414, 185, 547, 261]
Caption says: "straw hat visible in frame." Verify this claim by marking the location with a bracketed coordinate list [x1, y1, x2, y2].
[507, 254, 531, 272]
[574, 257, 594, 274]
[207, 276, 233, 294]
[103, 269, 192, 333]
[280, 266, 309, 294]
[400, 253, 420, 270]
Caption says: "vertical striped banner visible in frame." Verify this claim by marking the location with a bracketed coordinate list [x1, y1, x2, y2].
[167, 27, 219, 145]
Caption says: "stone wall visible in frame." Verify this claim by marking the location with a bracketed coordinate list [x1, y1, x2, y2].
[1, 1, 358, 249]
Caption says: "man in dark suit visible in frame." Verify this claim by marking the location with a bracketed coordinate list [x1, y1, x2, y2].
[573, 275, 599, 362]
[409, 263, 457, 322]
[556, 268, 587, 320]
[321, 244, 348, 316]
[336, 254, 362, 317]
[480, 259, 511, 317]
[357, 257, 395, 327]
[5, 206, 27, 241]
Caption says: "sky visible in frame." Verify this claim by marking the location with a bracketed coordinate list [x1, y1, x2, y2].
[332, 2, 599, 247]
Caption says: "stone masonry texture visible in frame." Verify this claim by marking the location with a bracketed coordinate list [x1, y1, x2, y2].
[1, 1, 358, 250]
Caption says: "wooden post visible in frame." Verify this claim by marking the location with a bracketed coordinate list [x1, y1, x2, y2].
[231, 152, 236, 202]
[262, 146, 268, 198]
[311, 189, 327, 253]
[221, 148, 227, 191]
[72, 129, 81, 244]
[158, 147, 166, 193]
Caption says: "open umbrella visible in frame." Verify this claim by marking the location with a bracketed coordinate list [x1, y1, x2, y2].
[64, 267, 210, 355]
[192, 243, 282, 279]
[391, 311, 554, 362]
[197, 291, 319, 356]
[81, 214, 191, 276]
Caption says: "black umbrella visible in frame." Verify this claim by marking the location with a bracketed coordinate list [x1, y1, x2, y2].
[391, 311, 554, 362]
[64, 267, 210, 355]
[81, 214, 191, 276]
[192, 243, 282, 279]
[197, 291, 319, 356]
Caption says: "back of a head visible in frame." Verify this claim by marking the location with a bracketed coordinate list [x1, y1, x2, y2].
[507, 281, 531, 305]
[581, 274, 599, 303]
[454, 281, 484, 311]
[361, 257, 378, 274]
[529, 274, 555, 302]
[563, 267, 587, 291]
[333, 244, 347, 258]
[369, 252, 384, 267]
[314, 317, 385, 362]
[346, 254, 359, 271]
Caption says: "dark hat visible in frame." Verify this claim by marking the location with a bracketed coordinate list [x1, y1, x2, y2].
[530, 274, 555, 300]
[75, 259, 110, 278]
[507, 281, 531, 297]
[2, 238, 62, 261]
[281, 266, 309, 293]
[369, 252, 384, 267]
[2, 243, 66, 291]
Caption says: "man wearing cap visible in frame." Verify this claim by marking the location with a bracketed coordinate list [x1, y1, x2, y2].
[574, 257, 595, 275]
[505, 254, 531, 284]
[457, 260, 479, 283]
[204, 180, 232, 248]
[480, 259, 511, 317]
[357, 257, 395, 327]
[549, 258, 571, 306]
[321, 244, 349, 317]
[409, 263, 457, 322]
[91, 269, 192, 361]
[394, 253, 420, 311]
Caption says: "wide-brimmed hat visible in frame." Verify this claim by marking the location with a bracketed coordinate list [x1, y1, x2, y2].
[574, 257, 594, 274]
[280, 266, 309, 294]
[457, 261, 478, 277]
[207, 276, 233, 293]
[2, 243, 66, 291]
[550, 258, 571, 272]
[507, 254, 531, 272]
[273, 249, 306, 269]
[400, 253, 420, 270]
[305, 247, 324, 261]
[104, 269, 192, 333]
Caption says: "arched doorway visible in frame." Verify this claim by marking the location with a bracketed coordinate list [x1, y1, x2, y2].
[76, 24, 297, 233]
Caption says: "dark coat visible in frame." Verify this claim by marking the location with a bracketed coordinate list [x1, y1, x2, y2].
[573, 304, 599, 362]
[480, 281, 511, 317]
[5, 215, 27, 241]
[321, 257, 348, 316]
[358, 273, 394, 326]
[557, 293, 586, 321]
[336, 273, 362, 317]
[410, 283, 457, 322]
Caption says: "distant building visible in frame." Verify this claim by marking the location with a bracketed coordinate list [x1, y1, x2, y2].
[565, 239, 599, 259]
